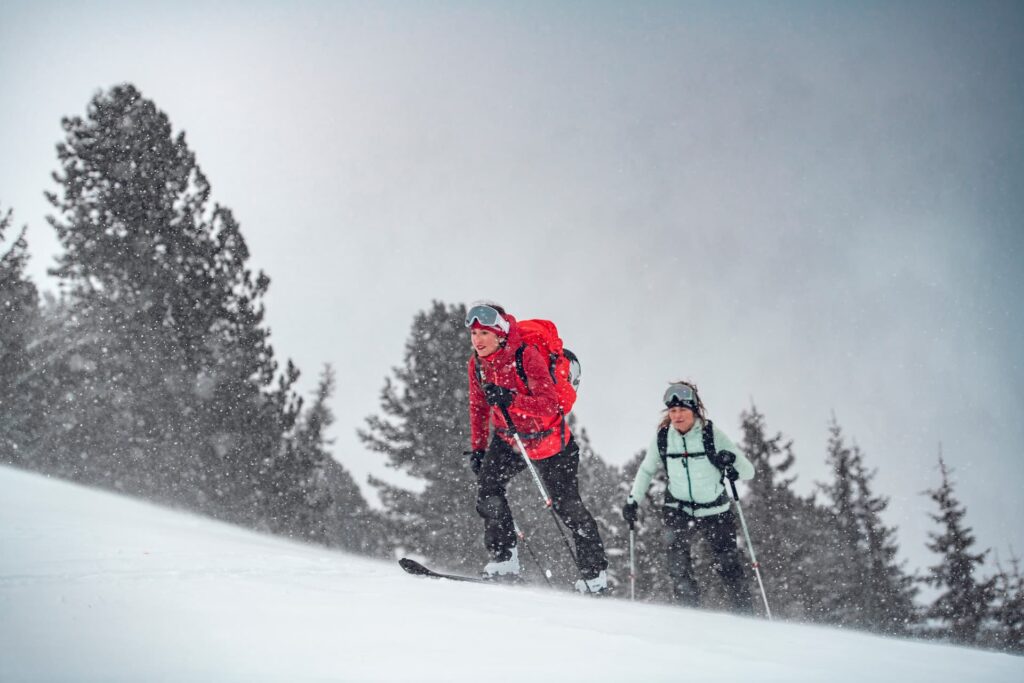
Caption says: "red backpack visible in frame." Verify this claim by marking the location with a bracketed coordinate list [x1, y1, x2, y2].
[512, 319, 581, 415]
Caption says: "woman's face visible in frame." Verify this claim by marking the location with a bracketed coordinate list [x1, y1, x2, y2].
[471, 328, 502, 357]
[668, 406, 696, 433]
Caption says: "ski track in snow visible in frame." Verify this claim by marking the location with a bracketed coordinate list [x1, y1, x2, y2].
[1, 465, 1021, 682]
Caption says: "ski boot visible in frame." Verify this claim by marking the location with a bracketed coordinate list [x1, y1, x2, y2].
[574, 569, 609, 596]
[482, 545, 522, 584]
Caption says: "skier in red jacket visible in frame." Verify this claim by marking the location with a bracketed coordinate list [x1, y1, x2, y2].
[465, 301, 608, 592]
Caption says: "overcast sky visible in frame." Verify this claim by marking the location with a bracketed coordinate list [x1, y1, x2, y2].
[2, 0, 1022, 575]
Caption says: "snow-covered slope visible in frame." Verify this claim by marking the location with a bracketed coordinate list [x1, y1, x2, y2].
[1, 465, 1020, 682]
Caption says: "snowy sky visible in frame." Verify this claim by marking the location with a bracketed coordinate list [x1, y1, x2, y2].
[1, 1, 1022, 576]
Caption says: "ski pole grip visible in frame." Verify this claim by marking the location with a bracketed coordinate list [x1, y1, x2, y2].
[728, 477, 739, 501]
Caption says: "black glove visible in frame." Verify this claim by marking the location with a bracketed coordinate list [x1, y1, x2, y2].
[622, 499, 639, 525]
[709, 449, 736, 470]
[465, 449, 486, 475]
[482, 383, 515, 409]
[709, 450, 739, 481]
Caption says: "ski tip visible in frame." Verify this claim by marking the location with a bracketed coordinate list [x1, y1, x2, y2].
[399, 557, 429, 576]
[399, 558, 492, 584]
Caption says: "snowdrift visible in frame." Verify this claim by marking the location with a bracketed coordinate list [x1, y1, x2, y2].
[1, 465, 1020, 682]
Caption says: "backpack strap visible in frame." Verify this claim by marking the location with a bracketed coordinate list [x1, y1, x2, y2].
[657, 426, 670, 470]
[495, 425, 556, 441]
[516, 343, 565, 388]
[702, 419, 716, 460]
[702, 419, 731, 486]
[514, 344, 529, 391]
[664, 489, 730, 511]
[472, 353, 483, 387]
[475, 348, 525, 389]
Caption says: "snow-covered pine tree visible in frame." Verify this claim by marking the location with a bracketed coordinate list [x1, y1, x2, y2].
[24, 294, 115, 478]
[360, 301, 478, 571]
[923, 455, 996, 646]
[44, 84, 300, 526]
[815, 417, 871, 628]
[795, 417, 917, 633]
[739, 404, 830, 620]
[991, 552, 1024, 653]
[848, 445, 918, 634]
[265, 365, 332, 542]
[0, 205, 42, 463]
[273, 365, 383, 553]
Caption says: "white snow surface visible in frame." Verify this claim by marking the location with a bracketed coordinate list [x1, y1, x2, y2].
[1, 465, 1020, 682]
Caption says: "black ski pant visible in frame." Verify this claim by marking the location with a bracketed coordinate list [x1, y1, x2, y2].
[663, 506, 753, 613]
[476, 436, 608, 580]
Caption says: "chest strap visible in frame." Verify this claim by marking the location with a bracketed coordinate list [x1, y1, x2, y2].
[495, 425, 553, 441]
[657, 420, 716, 470]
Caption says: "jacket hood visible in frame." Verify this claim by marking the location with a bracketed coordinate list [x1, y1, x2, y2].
[501, 314, 521, 347]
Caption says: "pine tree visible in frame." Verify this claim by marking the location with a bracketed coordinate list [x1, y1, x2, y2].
[808, 417, 918, 632]
[816, 417, 870, 627]
[991, 552, 1024, 653]
[0, 205, 42, 464]
[848, 445, 918, 634]
[739, 404, 830, 620]
[6, 288, 135, 479]
[44, 84, 299, 524]
[360, 301, 478, 571]
[265, 365, 332, 541]
[272, 365, 383, 552]
[923, 455, 995, 645]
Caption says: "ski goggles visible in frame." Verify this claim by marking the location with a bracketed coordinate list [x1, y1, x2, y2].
[663, 383, 697, 409]
[464, 304, 510, 335]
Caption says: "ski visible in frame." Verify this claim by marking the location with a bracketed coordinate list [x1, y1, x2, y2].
[399, 557, 491, 584]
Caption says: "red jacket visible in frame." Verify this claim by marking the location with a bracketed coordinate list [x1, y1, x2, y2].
[468, 316, 570, 460]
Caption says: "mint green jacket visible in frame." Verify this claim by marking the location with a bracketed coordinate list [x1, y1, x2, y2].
[628, 418, 754, 518]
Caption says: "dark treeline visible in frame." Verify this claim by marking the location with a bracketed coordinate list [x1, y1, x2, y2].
[1, 85, 1019, 654]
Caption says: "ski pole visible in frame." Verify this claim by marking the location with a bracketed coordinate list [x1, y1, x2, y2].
[725, 472, 772, 620]
[514, 521, 553, 587]
[498, 404, 592, 593]
[628, 519, 637, 601]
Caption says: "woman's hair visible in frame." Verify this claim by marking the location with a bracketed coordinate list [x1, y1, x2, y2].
[657, 379, 706, 429]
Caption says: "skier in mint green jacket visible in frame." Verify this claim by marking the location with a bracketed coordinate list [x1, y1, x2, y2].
[622, 381, 755, 612]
